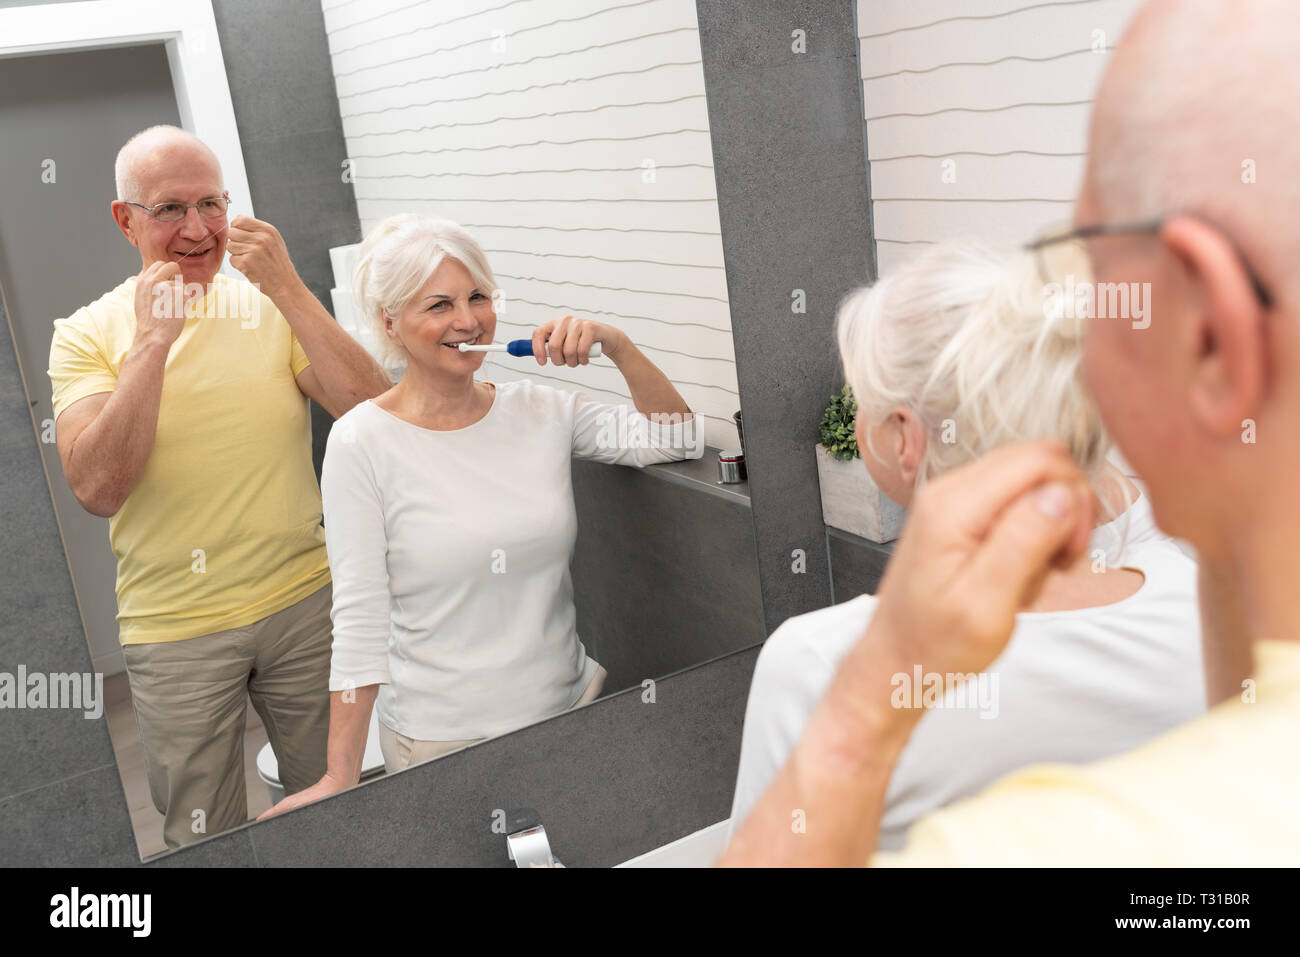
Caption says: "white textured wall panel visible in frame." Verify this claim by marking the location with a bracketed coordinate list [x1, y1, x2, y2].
[858, 0, 1143, 271]
[323, 0, 738, 447]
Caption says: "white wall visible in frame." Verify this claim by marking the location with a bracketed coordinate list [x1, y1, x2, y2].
[322, 0, 738, 449]
[857, 0, 1143, 274]
[857, 0, 1146, 478]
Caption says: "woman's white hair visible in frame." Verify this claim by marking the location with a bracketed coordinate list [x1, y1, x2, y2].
[353, 214, 499, 361]
[836, 237, 1119, 517]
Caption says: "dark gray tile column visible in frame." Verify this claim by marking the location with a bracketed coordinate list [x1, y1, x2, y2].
[210, 0, 360, 307]
[696, 0, 876, 631]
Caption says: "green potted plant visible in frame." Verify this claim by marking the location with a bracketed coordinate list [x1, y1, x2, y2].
[815, 384, 907, 543]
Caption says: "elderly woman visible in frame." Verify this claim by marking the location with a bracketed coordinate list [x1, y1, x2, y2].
[265, 214, 701, 813]
[728, 238, 1206, 849]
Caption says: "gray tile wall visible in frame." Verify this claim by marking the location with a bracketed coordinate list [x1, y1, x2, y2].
[0, 294, 142, 867]
[572, 458, 764, 693]
[210, 0, 360, 309]
[828, 527, 893, 602]
[696, 0, 878, 632]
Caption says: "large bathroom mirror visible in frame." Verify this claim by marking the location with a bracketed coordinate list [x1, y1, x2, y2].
[0, 0, 764, 861]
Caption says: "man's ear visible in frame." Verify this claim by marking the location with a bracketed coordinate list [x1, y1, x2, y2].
[110, 201, 139, 247]
[1161, 214, 1267, 439]
[895, 407, 927, 486]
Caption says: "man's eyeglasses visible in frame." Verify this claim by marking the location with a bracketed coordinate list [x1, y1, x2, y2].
[1025, 216, 1273, 309]
[125, 193, 230, 223]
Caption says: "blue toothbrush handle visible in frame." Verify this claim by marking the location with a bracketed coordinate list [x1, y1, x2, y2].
[507, 338, 602, 358]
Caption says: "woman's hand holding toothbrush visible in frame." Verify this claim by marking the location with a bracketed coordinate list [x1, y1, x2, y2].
[474, 314, 688, 421]
[530, 315, 626, 367]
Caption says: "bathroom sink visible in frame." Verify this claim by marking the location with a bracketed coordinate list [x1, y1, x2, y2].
[616, 820, 730, 867]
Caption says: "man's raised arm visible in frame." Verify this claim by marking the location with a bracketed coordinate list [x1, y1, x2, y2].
[227, 215, 391, 417]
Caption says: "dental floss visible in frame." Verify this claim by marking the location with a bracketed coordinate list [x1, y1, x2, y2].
[176, 219, 230, 263]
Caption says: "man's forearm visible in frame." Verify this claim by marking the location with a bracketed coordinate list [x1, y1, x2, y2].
[273, 281, 391, 413]
[719, 627, 919, 866]
[67, 339, 169, 514]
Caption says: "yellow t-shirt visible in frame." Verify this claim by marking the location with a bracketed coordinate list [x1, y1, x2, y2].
[873, 638, 1300, 866]
[48, 274, 331, 644]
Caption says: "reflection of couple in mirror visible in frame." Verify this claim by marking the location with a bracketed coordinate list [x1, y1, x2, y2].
[265, 213, 701, 817]
[48, 125, 700, 849]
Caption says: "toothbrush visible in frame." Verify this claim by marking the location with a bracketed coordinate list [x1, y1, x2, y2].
[459, 338, 603, 358]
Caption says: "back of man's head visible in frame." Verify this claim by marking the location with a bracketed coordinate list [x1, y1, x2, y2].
[1089, 0, 1300, 303]
[1079, 0, 1300, 557]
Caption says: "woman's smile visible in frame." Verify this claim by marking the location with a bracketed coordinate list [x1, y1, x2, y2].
[442, 333, 482, 352]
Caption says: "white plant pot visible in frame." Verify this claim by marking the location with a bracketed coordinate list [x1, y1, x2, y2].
[815, 445, 907, 544]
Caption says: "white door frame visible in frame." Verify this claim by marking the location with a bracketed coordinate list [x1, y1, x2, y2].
[0, 0, 256, 240]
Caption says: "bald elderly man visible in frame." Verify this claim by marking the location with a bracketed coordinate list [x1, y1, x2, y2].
[723, 0, 1300, 866]
[48, 125, 390, 849]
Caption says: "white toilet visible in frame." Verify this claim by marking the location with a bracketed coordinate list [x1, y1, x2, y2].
[255, 710, 387, 805]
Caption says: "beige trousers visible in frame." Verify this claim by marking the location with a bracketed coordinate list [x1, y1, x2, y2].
[122, 584, 333, 849]
[378, 664, 608, 773]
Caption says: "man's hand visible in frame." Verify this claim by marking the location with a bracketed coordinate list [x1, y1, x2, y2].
[132, 260, 186, 351]
[227, 215, 301, 301]
[868, 439, 1095, 686]
[228, 218, 392, 416]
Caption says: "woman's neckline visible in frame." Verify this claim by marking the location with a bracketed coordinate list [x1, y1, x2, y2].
[1020, 496, 1163, 618]
[857, 560, 1156, 621]
[1018, 564, 1149, 618]
[366, 381, 499, 434]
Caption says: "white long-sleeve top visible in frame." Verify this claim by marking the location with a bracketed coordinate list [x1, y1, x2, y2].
[322, 379, 703, 741]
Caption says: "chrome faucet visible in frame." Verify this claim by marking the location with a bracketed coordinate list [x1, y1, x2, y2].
[505, 808, 563, 868]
